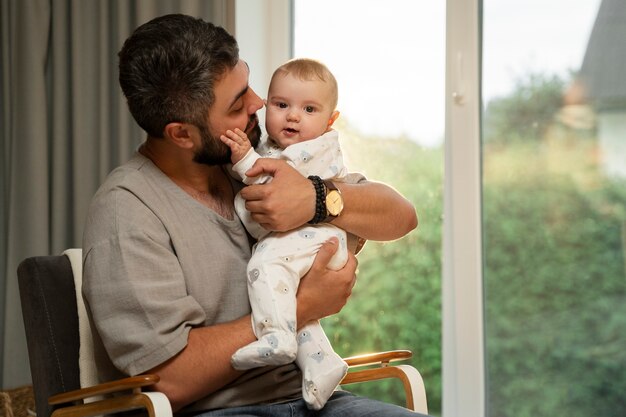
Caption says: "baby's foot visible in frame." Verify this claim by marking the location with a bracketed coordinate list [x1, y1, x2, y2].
[231, 332, 297, 370]
[301, 353, 348, 409]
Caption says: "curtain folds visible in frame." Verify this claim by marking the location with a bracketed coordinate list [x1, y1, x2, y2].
[1, 0, 227, 388]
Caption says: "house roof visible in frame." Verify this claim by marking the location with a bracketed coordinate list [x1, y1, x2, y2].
[579, 0, 626, 108]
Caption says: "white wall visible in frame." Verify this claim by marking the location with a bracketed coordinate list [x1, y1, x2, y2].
[234, 0, 292, 130]
[598, 111, 626, 178]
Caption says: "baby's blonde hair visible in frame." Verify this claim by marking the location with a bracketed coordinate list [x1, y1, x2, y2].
[270, 58, 338, 109]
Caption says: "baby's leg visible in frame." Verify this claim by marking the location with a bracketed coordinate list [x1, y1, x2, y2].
[295, 227, 349, 408]
[231, 259, 299, 370]
[296, 322, 348, 410]
[232, 227, 348, 373]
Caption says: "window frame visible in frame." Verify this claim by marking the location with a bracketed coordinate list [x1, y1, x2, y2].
[234, 1, 486, 415]
[443, 0, 485, 416]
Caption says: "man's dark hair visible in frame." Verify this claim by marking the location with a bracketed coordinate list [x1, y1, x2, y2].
[118, 14, 239, 138]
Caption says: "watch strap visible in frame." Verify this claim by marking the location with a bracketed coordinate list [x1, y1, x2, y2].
[324, 180, 338, 193]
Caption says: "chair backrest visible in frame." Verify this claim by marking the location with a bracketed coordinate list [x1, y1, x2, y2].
[18, 255, 81, 417]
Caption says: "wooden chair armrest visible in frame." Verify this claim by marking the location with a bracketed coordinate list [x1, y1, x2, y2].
[340, 350, 428, 414]
[49, 375, 171, 417]
[50, 392, 172, 417]
[49, 374, 159, 405]
[343, 350, 412, 368]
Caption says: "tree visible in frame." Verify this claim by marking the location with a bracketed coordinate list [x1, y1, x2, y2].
[483, 72, 567, 144]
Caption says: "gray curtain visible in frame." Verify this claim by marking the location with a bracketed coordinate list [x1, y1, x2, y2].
[0, 0, 231, 389]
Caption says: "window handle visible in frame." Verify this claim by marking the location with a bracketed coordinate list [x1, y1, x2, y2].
[452, 51, 466, 105]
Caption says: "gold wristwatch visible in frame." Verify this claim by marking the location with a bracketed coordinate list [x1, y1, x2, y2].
[323, 180, 344, 222]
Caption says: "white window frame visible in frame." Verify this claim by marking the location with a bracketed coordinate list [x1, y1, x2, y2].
[443, 0, 485, 416]
[233, 1, 486, 416]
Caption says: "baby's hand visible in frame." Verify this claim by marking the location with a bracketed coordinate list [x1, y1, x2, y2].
[220, 128, 252, 164]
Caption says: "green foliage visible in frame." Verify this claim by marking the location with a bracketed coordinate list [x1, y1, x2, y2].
[482, 71, 626, 417]
[324, 121, 443, 413]
[483, 72, 567, 144]
[483, 154, 626, 417]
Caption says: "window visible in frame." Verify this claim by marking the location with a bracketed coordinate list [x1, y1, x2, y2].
[294, 0, 445, 412]
[262, 1, 626, 415]
[482, 0, 626, 415]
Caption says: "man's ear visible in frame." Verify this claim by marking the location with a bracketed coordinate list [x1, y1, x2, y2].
[163, 122, 195, 149]
[327, 110, 340, 128]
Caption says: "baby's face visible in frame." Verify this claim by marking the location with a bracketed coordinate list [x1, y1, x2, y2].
[265, 73, 336, 148]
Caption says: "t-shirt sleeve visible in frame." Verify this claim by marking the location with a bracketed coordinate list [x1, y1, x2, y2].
[83, 220, 206, 376]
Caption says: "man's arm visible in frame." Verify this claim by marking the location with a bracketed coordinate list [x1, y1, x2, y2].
[148, 239, 356, 411]
[240, 158, 418, 240]
[331, 180, 418, 241]
[149, 314, 254, 411]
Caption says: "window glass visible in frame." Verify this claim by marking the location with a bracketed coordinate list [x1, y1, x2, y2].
[482, 1, 626, 415]
[294, 0, 445, 413]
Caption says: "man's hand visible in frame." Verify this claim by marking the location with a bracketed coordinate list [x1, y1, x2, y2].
[296, 238, 358, 327]
[240, 158, 315, 231]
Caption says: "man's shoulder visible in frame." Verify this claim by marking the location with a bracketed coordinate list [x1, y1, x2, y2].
[84, 154, 168, 241]
[93, 154, 164, 202]
[101, 153, 154, 186]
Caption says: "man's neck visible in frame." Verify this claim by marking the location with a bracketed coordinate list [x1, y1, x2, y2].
[138, 137, 235, 219]
[139, 137, 219, 192]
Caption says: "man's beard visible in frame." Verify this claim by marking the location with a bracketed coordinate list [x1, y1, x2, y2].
[193, 116, 262, 166]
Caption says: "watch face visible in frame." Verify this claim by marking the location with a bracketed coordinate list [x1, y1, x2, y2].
[326, 190, 344, 216]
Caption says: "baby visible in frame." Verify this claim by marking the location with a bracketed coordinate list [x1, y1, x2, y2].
[220, 58, 351, 410]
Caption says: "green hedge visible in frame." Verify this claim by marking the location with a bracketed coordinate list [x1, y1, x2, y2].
[326, 116, 626, 416]
[483, 144, 626, 417]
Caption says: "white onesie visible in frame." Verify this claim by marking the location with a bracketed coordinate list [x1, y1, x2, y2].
[229, 130, 349, 410]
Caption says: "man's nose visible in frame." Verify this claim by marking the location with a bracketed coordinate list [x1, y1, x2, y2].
[246, 89, 264, 114]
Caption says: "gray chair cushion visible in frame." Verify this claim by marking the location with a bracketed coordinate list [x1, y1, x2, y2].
[18, 255, 81, 417]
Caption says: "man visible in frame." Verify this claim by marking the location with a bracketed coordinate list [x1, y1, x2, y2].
[83, 14, 421, 416]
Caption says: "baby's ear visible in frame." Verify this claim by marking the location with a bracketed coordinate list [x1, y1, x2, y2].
[327, 111, 340, 128]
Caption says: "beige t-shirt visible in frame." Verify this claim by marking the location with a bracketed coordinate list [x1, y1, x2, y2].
[82, 153, 303, 411]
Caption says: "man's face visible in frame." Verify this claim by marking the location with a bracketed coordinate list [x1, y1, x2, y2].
[196, 60, 263, 165]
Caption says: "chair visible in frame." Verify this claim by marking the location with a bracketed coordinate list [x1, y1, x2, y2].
[18, 252, 428, 416]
